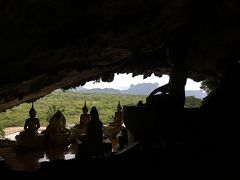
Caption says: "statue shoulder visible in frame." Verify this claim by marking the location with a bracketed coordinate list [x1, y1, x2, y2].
[33, 117, 40, 121]
[81, 113, 90, 118]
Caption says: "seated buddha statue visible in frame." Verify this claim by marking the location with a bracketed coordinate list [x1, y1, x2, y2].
[110, 101, 123, 127]
[75, 101, 91, 134]
[70, 101, 91, 140]
[15, 103, 45, 150]
[42, 111, 70, 146]
[42, 110, 69, 135]
[103, 101, 124, 139]
[19, 103, 40, 136]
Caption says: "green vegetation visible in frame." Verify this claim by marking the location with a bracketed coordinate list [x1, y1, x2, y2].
[0, 92, 202, 137]
[0, 124, 4, 137]
[0, 92, 146, 129]
[184, 96, 202, 108]
[200, 79, 220, 94]
[46, 104, 65, 122]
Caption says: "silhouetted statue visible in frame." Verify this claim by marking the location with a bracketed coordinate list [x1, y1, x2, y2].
[103, 101, 124, 139]
[77, 106, 112, 158]
[41, 110, 70, 146]
[74, 101, 91, 134]
[19, 103, 40, 136]
[86, 106, 103, 145]
[80, 101, 91, 128]
[70, 101, 91, 139]
[111, 101, 123, 127]
[42, 111, 69, 135]
[15, 103, 45, 150]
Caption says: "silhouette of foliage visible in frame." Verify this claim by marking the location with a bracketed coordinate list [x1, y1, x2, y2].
[200, 79, 220, 94]
[46, 104, 65, 122]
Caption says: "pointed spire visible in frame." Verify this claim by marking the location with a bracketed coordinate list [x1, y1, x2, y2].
[29, 102, 36, 117]
[117, 100, 122, 111]
[82, 101, 88, 113]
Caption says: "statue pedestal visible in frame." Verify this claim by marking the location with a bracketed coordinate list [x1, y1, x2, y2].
[77, 140, 112, 158]
[15, 134, 45, 151]
[48, 133, 71, 147]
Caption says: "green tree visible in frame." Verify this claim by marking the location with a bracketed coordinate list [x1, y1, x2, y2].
[200, 79, 220, 94]
[46, 105, 65, 122]
[185, 96, 202, 108]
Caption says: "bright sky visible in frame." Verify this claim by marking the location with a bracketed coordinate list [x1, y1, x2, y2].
[82, 73, 202, 90]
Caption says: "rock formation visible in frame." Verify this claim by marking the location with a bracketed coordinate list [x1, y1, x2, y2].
[0, 0, 239, 112]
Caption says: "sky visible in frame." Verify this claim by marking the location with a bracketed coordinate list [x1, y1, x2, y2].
[82, 73, 202, 90]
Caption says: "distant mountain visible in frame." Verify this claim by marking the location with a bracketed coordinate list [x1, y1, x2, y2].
[75, 86, 87, 91]
[80, 88, 121, 94]
[73, 83, 159, 95]
[73, 83, 207, 99]
[121, 83, 159, 95]
[185, 90, 207, 99]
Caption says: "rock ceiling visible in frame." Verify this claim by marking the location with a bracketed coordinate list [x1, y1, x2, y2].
[0, 0, 240, 111]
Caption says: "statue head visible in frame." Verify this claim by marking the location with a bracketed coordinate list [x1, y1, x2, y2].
[117, 101, 122, 112]
[82, 101, 88, 114]
[29, 103, 36, 118]
[90, 106, 99, 121]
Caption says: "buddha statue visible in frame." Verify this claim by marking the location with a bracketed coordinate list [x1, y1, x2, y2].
[111, 101, 123, 127]
[15, 103, 45, 150]
[86, 106, 103, 145]
[80, 101, 91, 127]
[42, 110, 69, 135]
[103, 101, 124, 140]
[78, 106, 111, 158]
[77, 101, 91, 133]
[42, 110, 70, 146]
[70, 101, 91, 139]
[18, 103, 40, 136]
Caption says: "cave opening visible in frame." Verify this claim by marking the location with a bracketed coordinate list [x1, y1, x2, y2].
[0, 72, 205, 138]
[0, 71, 206, 174]
[1, 0, 239, 178]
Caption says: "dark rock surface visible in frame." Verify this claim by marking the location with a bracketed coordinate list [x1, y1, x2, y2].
[1, 0, 240, 111]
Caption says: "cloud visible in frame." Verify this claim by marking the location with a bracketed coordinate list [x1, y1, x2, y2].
[82, 73, 201, 90]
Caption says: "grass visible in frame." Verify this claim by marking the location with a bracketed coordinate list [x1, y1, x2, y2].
[0, 91, 202, 137]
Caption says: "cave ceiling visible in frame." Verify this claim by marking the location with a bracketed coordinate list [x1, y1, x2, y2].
[0, 0, 240, 111]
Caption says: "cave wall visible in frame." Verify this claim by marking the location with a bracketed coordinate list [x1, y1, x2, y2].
[0, 0, 240, 111]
